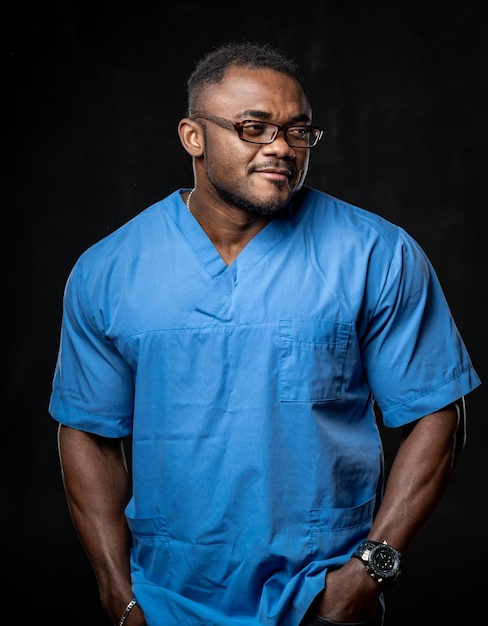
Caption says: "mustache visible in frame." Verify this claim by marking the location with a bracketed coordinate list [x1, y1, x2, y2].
[252, 160, 294, 175]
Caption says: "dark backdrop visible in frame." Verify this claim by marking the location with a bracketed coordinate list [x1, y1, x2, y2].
[3, 1, 486, 624]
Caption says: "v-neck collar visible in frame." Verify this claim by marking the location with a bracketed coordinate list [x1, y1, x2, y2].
[170, 189, 296, 281]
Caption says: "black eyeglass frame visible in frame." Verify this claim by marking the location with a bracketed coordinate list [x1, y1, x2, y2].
[190, 112, 323, 148]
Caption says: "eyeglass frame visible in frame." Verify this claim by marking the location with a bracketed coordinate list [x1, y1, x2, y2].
[189, 112, 323, 148]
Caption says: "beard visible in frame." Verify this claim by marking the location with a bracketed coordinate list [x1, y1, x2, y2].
[215, 185, 291, 216]
[206, 164, 296, 216]
[202, 139, 304, 216]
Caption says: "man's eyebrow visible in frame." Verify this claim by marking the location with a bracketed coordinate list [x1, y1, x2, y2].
[236, 109, 312, 124]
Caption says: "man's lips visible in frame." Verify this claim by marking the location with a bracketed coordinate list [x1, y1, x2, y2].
[253, 166, 293, 180]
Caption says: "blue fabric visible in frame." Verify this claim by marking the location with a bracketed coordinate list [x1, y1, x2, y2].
[49, 187, 481, 625]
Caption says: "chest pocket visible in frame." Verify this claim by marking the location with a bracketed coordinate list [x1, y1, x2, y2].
[279, 320, 351, 402]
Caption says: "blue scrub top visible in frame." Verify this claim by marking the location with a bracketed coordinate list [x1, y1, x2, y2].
[49, 187, 481, 625]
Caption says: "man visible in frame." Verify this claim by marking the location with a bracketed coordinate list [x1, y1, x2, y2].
[49, 41, 481, 626]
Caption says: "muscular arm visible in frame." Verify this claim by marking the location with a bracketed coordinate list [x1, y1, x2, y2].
[58, 424, 145, 625]
[314, 399, 466, 622]
[369, 398, 466, 549]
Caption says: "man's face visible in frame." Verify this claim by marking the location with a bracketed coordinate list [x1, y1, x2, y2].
[194, 66, 314, 216]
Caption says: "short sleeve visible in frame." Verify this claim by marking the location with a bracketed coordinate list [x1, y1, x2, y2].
[48, 257, 135, 437]
[362, 229, 480, 426]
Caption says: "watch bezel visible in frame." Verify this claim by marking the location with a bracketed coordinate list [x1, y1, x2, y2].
[367, 542, 401, 582]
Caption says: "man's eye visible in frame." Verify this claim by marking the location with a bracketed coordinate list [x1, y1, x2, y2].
[288, 127, 311, 140]
[242, 122, 268, 135]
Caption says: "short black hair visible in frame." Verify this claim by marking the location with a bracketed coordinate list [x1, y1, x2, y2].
[186, 41, 305, 115]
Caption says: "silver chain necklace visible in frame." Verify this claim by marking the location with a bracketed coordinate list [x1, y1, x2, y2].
[186, 188, 194, 212]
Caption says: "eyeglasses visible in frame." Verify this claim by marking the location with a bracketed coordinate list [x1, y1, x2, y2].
[190, 113, 323, 148]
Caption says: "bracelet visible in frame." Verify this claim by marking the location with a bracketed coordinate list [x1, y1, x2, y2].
[118, 598, 137, 626]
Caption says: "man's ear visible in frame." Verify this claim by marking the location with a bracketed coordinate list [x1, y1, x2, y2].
[178, 118, 204, 156]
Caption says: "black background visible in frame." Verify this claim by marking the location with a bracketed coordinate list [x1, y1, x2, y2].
[3, 1, 486, 624]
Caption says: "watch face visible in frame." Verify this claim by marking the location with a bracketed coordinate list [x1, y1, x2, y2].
[370, 545, 400, 577]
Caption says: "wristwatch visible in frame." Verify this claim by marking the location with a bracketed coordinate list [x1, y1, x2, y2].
[351, 539, 402, 585]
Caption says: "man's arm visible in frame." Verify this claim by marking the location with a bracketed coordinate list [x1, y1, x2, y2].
[57, 424, 145, 625]
[314, 399, 466, 622]
[370, 398, 466, 549]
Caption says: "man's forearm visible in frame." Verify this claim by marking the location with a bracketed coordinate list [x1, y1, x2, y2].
[368, 401, 465, 552]
[57, 425, 134, 622]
